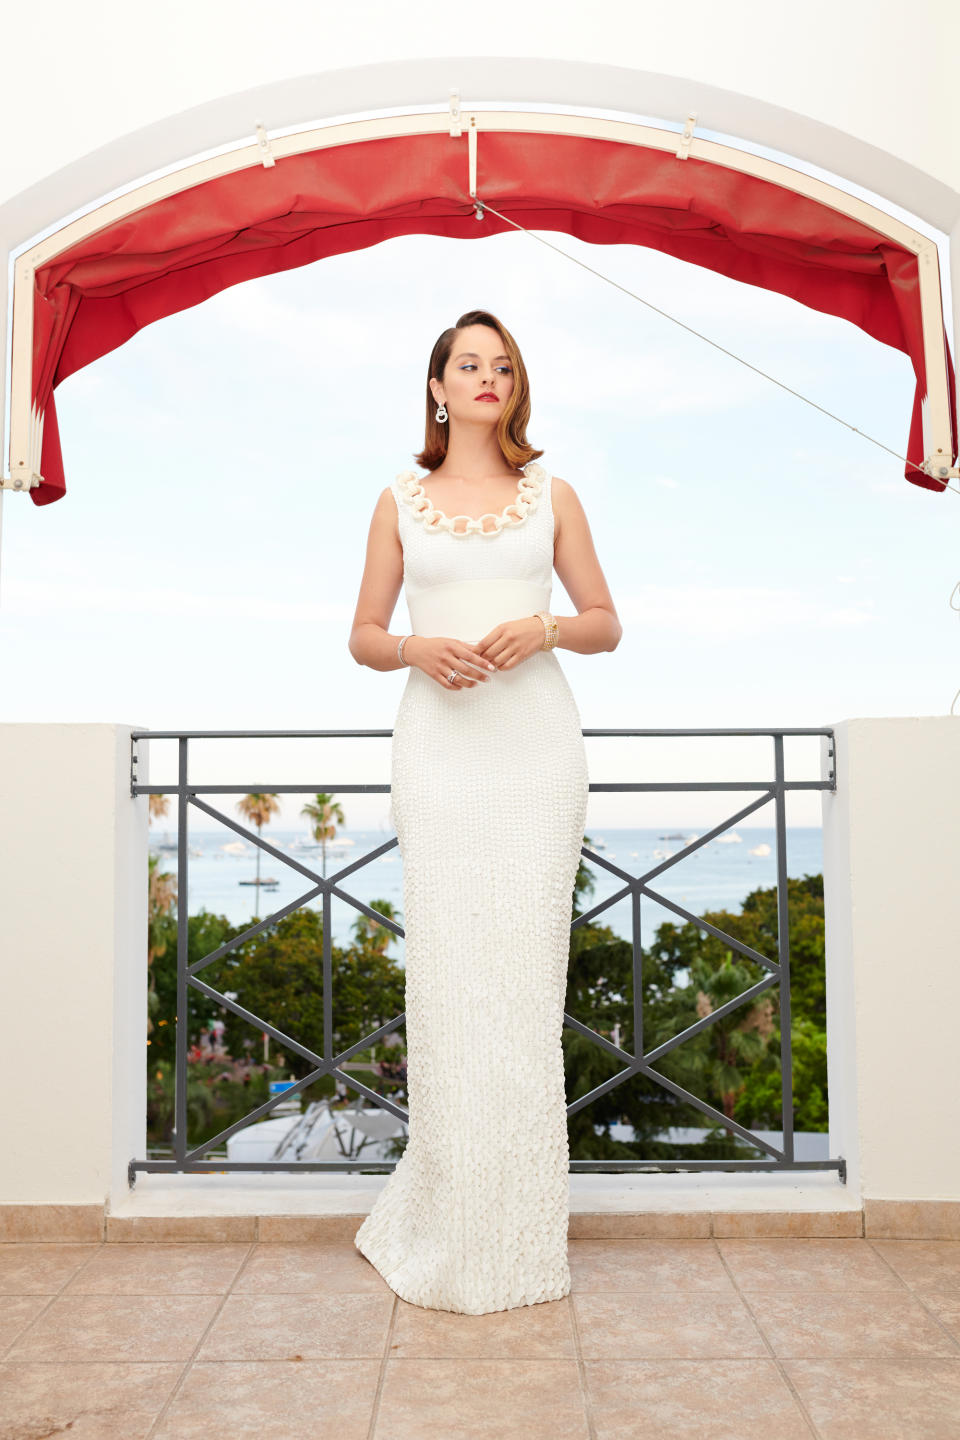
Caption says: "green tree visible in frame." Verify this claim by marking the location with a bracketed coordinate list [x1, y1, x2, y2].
[148, 908, 249, 1067]
[734, 1014, 828, 1132]
[214, 906, 407, 1083]
[564, 836, 693, 1161]
[563, 855, 827, 1160]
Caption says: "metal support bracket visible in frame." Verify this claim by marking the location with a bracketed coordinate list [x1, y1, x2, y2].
[2, 466, 41, 491]
[255, 121, 276, 169]
[676, 111, 698, 161]
[468, 116, 479, 215]
[449, 91, 483, 219]
[918, 456, 958, 481]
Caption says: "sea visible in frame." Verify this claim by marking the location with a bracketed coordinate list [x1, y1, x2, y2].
[152, 825, 823, 963]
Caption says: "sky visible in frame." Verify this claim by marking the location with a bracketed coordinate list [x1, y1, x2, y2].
[1, 121, 957, 830]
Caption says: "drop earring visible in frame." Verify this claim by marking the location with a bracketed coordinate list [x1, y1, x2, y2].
[435, 399, 448, 423]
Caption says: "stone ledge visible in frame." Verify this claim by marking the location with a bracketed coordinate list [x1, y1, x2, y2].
[3, 1172, 958, 1241]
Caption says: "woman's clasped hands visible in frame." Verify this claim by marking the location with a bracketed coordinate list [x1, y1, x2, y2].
[405, 617, 546, 690]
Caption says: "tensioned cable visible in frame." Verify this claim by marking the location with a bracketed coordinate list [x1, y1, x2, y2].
[471, 196, 960, 714]
[472, 196, 959, 499]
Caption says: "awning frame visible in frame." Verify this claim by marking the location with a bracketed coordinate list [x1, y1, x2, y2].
[4, 105, 957, 492]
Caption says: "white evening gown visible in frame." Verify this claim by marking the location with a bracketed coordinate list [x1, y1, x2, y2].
[353, 460, 589, 1315]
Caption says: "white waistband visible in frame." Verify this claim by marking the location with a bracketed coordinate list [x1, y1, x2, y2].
[406, 577, 552, 643]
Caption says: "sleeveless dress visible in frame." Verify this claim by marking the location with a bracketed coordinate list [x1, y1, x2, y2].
[353, 459, 589, 1315]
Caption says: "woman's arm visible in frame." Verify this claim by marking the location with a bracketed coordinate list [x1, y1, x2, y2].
[550, 476, 623, 654]
[348, 487, 409, 670]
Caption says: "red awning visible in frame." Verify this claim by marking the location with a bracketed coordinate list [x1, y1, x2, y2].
[30, 129, 957, 504]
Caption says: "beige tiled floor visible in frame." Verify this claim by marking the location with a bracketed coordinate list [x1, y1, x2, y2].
[1, 1236, 959, 1438]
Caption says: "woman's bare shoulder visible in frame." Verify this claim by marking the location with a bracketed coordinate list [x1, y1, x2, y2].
[550, 474, 584, 511]
[373, 483, 401, 513]
[366, 485, 400, 540]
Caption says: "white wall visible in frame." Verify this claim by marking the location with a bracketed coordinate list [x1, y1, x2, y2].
[823, 717, 960, 1202]
[3, 1, 958, 222]
[0, 724, 148, 1204]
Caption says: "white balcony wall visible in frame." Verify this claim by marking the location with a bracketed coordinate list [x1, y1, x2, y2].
[0, 724, 148, 1206]
[822, 716, 960, 1205]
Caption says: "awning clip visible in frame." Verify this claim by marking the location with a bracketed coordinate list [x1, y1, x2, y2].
[676, 112, 698, 161]
[255, 121, 276, 169]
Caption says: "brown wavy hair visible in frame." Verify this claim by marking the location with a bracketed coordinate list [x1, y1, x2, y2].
[412, 309, 544, 472]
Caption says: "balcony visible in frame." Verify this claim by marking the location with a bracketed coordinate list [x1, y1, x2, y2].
[1, 717, 959, 1432]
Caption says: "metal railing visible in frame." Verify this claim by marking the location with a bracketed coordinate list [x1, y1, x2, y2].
[129, 725, 842, 1183]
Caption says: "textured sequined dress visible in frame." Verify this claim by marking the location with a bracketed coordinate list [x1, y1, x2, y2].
[353, 460, 589, 1315]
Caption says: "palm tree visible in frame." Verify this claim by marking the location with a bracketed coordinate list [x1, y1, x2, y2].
[300, 792, 346, 877]
[147, 853, 177, 1036]
[146, 793, 177, 1037]
[148, 793, 170, 826]
[351, 897, 401, 955]
[235, 792, 282, 889]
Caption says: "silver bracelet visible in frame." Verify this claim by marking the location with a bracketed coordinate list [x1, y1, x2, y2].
[397, 634, 412, 666]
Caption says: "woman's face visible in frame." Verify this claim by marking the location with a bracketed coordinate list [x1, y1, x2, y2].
[431, 325, 515, 427]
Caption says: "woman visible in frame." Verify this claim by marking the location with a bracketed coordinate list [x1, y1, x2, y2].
[348, 308, 622, 1314]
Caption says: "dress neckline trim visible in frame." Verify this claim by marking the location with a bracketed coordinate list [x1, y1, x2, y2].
[395, 461, 546, 536]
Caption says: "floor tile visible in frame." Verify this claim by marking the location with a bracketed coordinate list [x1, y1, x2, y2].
[785, 1357, 960, 1438]
[569, 1239, 736, 1292]
[584, 1358, 814, 1439]
[391, 1293, 575, 1357]
[0, 1294, 53, 1353]
[744, 1291, 960, 1357]
[152, 1359, 380, 1439]
[0, 1204, 103, 1243]
[232, 1240, 389, 1293]
[0, 1242, 100, 1293]
[869, 1239, 960, 1292]
[865, 1200, 960, 1240]
[373, 1358, 589, 1438]
[105, 1215, 257, 1243]
[712, 1209, 861, 1238]
[0, 1360, 180, 1438]
[196, 1292, 393, 1361]
[5, 1293, 221, 1362]
[717, 1237, 903, 1291]
[919, 1292, 960, 1342]
[62, 1241, 251, 1293]
[574, 1292, 767, 1359]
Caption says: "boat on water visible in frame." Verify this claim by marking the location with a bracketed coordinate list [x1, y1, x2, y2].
[290, 834, 356, 853]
